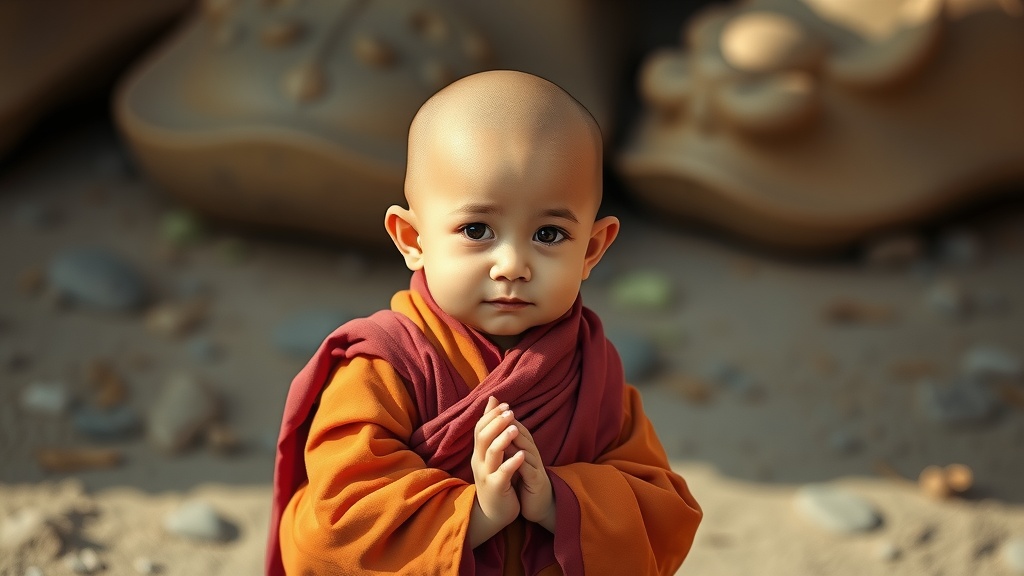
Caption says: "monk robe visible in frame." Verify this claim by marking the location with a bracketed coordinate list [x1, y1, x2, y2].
[267, 270, 701, 575]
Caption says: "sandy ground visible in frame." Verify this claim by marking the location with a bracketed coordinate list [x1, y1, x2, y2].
[2, 115, 1024, 575]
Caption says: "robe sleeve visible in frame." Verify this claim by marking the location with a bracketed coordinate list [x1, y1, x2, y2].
[547, 384, 702, 576]
[279, 355, 477, 575]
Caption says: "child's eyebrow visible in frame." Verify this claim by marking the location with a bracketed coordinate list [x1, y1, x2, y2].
[451, 203, 500, 217]
[539, 208, 579, 223]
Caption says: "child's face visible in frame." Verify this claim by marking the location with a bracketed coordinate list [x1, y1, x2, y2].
[396, 133, 615, 346]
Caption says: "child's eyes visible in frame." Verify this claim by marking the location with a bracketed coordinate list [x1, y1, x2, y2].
[459, 223, 494, 241]
[534, 226, 568, 245]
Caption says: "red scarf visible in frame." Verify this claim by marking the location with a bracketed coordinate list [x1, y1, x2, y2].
[267, 270, 624, 575]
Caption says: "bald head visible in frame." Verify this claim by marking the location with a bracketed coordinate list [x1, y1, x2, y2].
[404, 70, 603, 211]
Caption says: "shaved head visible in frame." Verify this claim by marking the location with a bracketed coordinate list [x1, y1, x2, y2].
[404, 70, 604, 213]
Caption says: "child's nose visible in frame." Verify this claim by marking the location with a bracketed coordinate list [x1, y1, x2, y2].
[489, 242, 531, 282]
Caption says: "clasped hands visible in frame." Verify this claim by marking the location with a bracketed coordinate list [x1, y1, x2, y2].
[468, 395, 555, 548]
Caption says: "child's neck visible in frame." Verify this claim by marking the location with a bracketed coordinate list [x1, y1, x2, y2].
[485, 333, 522, 352]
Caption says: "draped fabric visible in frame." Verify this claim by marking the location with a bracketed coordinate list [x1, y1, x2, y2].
[267, 270, 626, 575]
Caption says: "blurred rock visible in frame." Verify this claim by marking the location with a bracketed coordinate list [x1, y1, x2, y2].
[274, 309, 355, 359]
[823, 298, 895, 325]
[187, 336, 221, 364]
[73, 405, 141, 441]
[145, 298, 208, 339]
[937, 228, 983, 267]
[148, 374, 219, 454]
[64, 548, 102, 574]
[133, 556, 157, 575]
[160, 209, 204, 248]
[962, 345, 1022, 381]
[926, 279, 971, 318]
[85, 359, 128, 409]
[163, 501, 230, 542]
[794, 484, 881, 533]
[609, 270, 676, 311]
[606, 326, 659, 382]
[863, 233, 924, 269]
[0, 508, 60, 559]
[20, 382, 72, 416]
[47, 247, 149, 311]
[1004, 537, 1024, 574]
[13, 203, 60, 229]
[874, 540, 901, 562]
[917, 376, 999, 426]
[827, 429, 863, 456]
[36, 448, 122, 473]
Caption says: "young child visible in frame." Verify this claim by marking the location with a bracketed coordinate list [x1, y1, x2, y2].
[267, 70, 701, 575]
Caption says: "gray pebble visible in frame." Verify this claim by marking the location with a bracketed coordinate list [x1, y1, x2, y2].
[828, 429, 863, 456]
[917, 376, 999, 426]
[937, 228, 983, 267]
[1004, 537, 1024, 574]
[14, 203, 60, 229]
[187, 336, 221, 364]
[606, 326, 659, 382]
[148, 374, 219, 453]
[926, 279, 971, 318]
[47, 247, 148, 311]
[274, 309, 354, 359]
[20, 382, 72, 415]
[875, 540, 901, 562]
[73, 404, 142, 441]
[962, 345, 1022, 381]
[794, 484, 881, 533]
[24, 566, 43, 576]
[163, 500, 229, 541]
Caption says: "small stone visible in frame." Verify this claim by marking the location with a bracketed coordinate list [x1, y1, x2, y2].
[25, 566, 44, 576]
[85, 359, 128, 409]
[160, 210, 205, 248]
[926, 279, 972, 318]
[187, 336, 221, 363]
[283, 62, 326, 103]
[823, 298, 895, 325]
[606, 327, 659, 382]
[919, 464, 952, 499]
[274, 309, 354, 359]
[163, 501, 229, 541]
[148, 373, 220, 453]
[937, 228, 983, 267]
[828, 429, 863, 456]
[64, 552, 89, 574]
[917, 376, 1000, 426]
[1004, 538, 1024, 574]
[20, 382, 72, 415]
[863, 234, 924, 269]
[409, 9, 448, 43]
[47, 247, 149, 311]
[206, 422, 242, 455]
[262, 19, 303, 46]
[79, 548, 101, 572]
[794, 484, 881, 533]
[1, 508, 47, 550]
[875, 540, 901, 562]
[145, 299, 208, 338]
[36, 447, 122, 473]
[353, 34, 396, 68]
[17, 266, 45, 296]
[609, 271, 675, 311]
[665, 374, 714, 404]
[73, 404, 141, 441]
[133, 556, 157, 574]
[962, 345, 1022, 381]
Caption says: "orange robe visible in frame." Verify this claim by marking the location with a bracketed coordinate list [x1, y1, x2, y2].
[276, 286, 701, 575]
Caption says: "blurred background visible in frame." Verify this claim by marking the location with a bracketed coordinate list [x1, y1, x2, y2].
[2, 1, 1023, 574]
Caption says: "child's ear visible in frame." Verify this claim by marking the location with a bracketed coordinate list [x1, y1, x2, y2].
[582, 216, 619, 280]
[384, 206, 424, 270]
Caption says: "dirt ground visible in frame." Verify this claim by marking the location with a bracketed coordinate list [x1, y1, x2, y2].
[2, 113, 1023, 575]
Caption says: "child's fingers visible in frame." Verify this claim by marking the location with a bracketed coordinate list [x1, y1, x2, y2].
[484, 423, 519, 472]
[495, 449, 525, 481]
[473, 402, 510, 443]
